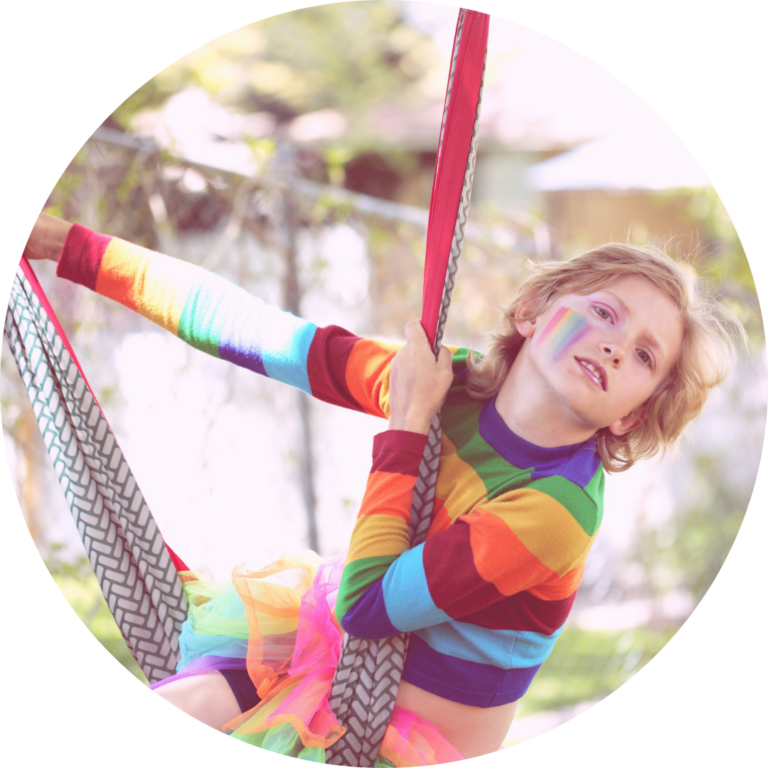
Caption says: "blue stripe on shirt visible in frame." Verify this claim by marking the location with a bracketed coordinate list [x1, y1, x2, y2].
[260, 313, 316, 394]
[415, 622, 563, 668]
[382, 546, 451, 633]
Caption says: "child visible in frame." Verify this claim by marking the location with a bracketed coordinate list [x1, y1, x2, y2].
[23, 213, 738, 763]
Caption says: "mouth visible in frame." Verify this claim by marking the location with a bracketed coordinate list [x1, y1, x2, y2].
[575, 357, 607, 391]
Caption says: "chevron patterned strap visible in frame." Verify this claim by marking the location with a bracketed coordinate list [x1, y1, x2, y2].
[5, 265, 188, 684]
[327, 9, 488, 765]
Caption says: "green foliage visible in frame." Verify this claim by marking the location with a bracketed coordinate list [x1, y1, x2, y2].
[519, 625, 677, 717]
[670, 501, 744, 602]
[632, 451, 754, 604]
[111, 1, 436, 129]
[244, 136, 278, 170]
[323, 146, 354, 186]
[654, 187, 762, 343]
[684, 187, 754, 291]
[44, 146, 161, 250]
[42, 149, 87, 221]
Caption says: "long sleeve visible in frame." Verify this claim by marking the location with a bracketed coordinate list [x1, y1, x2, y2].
[56, 224, 399, 417]
[335, 429, 597, 640]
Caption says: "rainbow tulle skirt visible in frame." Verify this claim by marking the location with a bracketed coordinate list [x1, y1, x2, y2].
[151, 552, 464, 766]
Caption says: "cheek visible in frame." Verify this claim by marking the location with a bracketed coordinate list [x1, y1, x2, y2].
[536, 307, 591, 360]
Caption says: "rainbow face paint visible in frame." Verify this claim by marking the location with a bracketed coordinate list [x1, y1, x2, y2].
[536, 306, 590, 360]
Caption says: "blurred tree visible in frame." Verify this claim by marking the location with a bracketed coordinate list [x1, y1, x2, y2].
[654, 186, 762, 340]
[625, 188, 766, 612]
[111, 1, 437, 129]
[12, 3, 470, 574]
[630, 450, 757, 606]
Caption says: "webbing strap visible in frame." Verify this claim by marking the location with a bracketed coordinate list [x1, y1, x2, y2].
[326, 10, 488, 765]
[5, 261, 188, 683]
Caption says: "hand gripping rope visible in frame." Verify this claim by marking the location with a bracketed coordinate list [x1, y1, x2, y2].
[325, 9, 489, 766]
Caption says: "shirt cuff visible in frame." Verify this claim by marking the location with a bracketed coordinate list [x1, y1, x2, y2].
[371, 430, 428, 477]
[56, 223, 111, 291]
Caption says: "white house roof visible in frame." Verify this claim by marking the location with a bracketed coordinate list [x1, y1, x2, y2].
[526, 120, 711, 190]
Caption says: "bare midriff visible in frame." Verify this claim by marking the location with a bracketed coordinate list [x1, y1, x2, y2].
[394, 680, 517, 759]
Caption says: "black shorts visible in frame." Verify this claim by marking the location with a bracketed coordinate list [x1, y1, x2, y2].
[219, 667, 262, 714]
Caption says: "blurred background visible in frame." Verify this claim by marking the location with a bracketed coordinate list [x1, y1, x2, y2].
[1, 0, 764, 748]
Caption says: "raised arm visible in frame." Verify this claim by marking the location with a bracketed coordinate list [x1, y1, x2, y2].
[23, 214, 399, 417]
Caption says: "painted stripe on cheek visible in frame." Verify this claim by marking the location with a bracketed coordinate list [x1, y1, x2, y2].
[537, 307, 590, 360]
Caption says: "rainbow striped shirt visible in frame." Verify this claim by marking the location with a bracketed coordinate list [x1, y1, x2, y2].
[58, 224, 604, 708]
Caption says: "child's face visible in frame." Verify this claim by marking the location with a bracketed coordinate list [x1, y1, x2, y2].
[518, 275, 684, 437]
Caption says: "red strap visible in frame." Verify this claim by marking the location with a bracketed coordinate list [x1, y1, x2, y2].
[421, 10, 489, 349]
[18, 257, 191, 574]
[20, 258, 97, 400]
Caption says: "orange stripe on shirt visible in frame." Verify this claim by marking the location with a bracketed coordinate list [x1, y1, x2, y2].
[528, 564, 585, 601]
[345, 338, 399, 418]
[95, 239, 196, 335]
[436, 447, 488, 523]
[488, 488, 595, 576]
[95, 239, 153, 317]
[359, 470, 418, 521]
[465, 509, 558, 596]
[426, 500, 452, 538]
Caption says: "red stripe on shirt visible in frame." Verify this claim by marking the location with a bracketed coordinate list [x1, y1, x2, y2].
[56, 223, 111, 291]
[423, 520, 505, 619]
[306, 325, 363, 410]
[459, 589, 578, 634]
[370, 431, 428, 476]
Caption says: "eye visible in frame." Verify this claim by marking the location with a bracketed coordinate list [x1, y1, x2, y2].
[593, 305, 613, 322]
[637, 349, 653, 368]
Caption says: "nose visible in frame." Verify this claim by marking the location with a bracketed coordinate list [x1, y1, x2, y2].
[601, 342, 625, 367]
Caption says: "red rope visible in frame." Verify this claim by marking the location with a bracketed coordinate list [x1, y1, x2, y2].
[421, 10, 489, 349]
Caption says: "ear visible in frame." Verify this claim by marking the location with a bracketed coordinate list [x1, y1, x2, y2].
[514, 300, 537, 339]
[607, 406, 646, 437]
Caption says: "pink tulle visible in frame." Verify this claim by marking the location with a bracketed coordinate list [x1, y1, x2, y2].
[260, 554, 463, 763]
[165, 552, 464, 763]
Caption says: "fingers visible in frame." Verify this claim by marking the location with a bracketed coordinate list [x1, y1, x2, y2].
[437, 344, 453, 369]
[404, 320, 428, 346]
[403, 321, 452, 374]
[388, 321, 454, 434]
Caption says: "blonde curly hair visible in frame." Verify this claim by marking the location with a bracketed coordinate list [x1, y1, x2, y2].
[465, 243, 744, 472]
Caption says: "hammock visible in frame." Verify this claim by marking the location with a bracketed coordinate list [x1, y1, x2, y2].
[4, 7, 488, 763]
[4, 258, 189, 684]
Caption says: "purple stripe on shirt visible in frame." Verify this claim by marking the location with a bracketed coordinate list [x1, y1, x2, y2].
[215, 291, 269, 375]
[530, 439, 602, 487]
[402, 634, 540, 707]
[219, 341, 268, 376]
[341, 581, 400, 639]
[480, 396, 600, 490]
